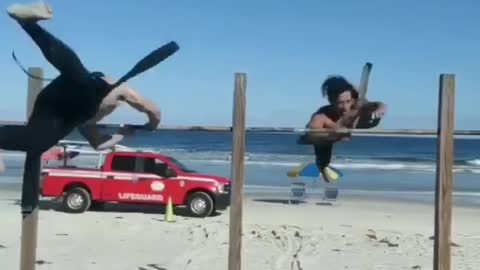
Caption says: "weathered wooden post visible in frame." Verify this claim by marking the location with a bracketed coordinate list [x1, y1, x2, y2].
[20, 67, 43, 270]
[433, 74, 455, 270]
[228, 72, 246, 270]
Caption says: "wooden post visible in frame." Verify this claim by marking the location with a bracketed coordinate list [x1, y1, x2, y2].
[20, 67, 43, 270]
[26, 67, 43, 119]
[433, 74, 455, 270]
[228, 73, 247, 270]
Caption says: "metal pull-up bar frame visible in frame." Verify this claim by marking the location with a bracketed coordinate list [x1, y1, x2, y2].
[16, 67, 458, 270]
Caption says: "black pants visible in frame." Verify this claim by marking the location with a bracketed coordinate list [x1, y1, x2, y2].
[312, 115, 382, 171]
[0, 21, 110, 155]
[314, 143, 333, 170]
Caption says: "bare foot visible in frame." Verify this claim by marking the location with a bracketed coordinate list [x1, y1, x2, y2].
[7, 1, 53, 22]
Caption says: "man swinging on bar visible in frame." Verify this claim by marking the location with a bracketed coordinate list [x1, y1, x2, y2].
[0, 1, 179, 171]
[77, 75, 162, 151]
[42, 76, 162, 163]
[299, 75, 388, 182]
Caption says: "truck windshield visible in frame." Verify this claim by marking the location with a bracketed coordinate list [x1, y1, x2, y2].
[167, 157, 196, 173]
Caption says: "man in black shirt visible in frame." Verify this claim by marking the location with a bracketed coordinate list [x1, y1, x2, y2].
[301, 75, 387, 182]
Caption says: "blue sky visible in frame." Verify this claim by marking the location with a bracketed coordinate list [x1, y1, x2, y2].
[1, 0, 479, 129]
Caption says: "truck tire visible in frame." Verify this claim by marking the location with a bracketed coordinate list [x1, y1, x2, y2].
[186, 191, 214, 218]
[62, 187, 91, 213]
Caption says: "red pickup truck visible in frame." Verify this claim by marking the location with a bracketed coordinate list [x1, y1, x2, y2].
[40, 148, 231, 218]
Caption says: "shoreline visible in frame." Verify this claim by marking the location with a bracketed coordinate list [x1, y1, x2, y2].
[1, 182, 480, 209]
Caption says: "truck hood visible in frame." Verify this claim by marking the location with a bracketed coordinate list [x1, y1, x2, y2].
[181, 172, 231, 185]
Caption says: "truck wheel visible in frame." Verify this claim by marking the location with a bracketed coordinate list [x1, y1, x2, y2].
[186, 191, 214, 218]
[63, 187, 91, 213]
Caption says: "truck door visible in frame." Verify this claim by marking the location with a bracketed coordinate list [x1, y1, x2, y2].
[102, 155, 176, 205]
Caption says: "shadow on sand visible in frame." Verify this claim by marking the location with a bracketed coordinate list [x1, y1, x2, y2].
[252, 198, 335, 206]
[252, 198, 306, 205]
[9, 198, 222, 218]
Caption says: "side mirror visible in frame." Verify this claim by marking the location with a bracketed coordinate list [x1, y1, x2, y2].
[165, 167, 177, 178]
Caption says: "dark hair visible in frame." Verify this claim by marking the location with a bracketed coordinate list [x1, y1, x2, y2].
[321, 75, 358, 104]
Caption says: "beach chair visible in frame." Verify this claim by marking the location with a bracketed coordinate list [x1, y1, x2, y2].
[320, 182, 340, 205]
[289, 181, 307, 204]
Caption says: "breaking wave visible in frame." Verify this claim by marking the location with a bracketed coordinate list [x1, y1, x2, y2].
[1, 145, 480, 174]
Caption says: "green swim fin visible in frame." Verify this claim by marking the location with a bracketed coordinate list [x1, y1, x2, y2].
[321, 166, 343, 182]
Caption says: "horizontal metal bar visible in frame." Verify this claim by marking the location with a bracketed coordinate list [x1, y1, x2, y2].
[155, 126, 480, 136]
[87, 124, 480, 136]
[291, 128, 480, 136]
[2, 121, 480, 136]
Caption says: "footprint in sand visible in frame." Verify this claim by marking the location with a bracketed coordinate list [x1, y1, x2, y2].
[165, 223, 220, 269]
[35, 260, 52, 265]
[253, 226, 304, 270]
[138, 264, 167, 270]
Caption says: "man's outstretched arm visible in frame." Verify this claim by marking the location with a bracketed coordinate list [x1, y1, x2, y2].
[120, 88, 161, 129]
[102, 76, 161, 130]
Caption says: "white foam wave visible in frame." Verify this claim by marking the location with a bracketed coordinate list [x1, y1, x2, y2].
[2, 149, 480, 174]
[195, 159, 298, 167]
[178, 158, 480, 174]
[332, 162, 432, 170]
[467, 159, 480, 166]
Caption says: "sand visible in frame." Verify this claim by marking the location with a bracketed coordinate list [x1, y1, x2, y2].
[0, 190, 479, 270]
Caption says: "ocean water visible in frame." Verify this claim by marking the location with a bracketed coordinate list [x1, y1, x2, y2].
[1, 129, 480, 205]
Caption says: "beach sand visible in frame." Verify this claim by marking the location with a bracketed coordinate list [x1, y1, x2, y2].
[0, 189, 479, 270]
